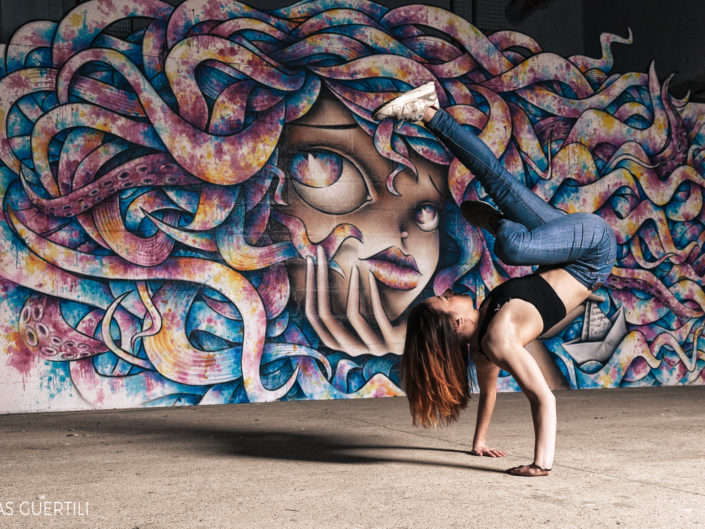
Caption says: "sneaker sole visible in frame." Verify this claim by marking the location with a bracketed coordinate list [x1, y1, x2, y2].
[460, 200, 502, 234]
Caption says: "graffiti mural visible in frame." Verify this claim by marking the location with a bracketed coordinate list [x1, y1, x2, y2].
[0, 0, 703, 412]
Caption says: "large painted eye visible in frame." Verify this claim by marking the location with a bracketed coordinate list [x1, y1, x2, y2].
[415, 203, 439, 232]
[289, 149, 371, 215]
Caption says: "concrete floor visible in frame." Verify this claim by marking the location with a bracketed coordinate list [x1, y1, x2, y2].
[0, 385, 704, 529]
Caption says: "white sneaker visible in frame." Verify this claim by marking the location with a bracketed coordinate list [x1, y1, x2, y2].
[372, 82, 439, 122]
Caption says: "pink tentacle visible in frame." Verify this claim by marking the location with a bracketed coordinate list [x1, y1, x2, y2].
[68, 75, 146, 117]
[210, 81, 253, 135]
[652, 74, 689, 178]
[292, 9, 382, 38]
[212, 18, 290, 42]
[472, 85, 512, 158]
[0, 68, 57, 174]
[21, 153, 199, 218]
[57, 47, 287, 185]
[131, 281, 163, 351]
[9, 208, 292, 401]
[514, 73, 647, 119]
[101, 292, 153, 369]
[186, 184, 238, 230]
[19, 294, 107, 362]
[124, 190, 178, 227]
[488, 30, 542, 54]
[216, 200, 297, 271]
[52, 0, 174, 67]
[564, 63, 667, 153]
[142, 19, 167, 80]
[481, 53, 593, 98]
[320, 224, 364, 261]
[373, 120, 415, 195]
[382, 5, 513, 76]
[509, 103, 548, 171]
[142, 210, 218, 252]
[569, 28, 633, 73]
[92, 194, 180, 267]
[602, 200, 698, 264]
[164, 35, 304, 129]
[73, 141, 133, 250]
[607, 267, 703, 321]
[57, 129, 104, 194]
[31, 103, 163, 197]
[6, 20, 56, 72]
[68, 357, 191, 409]
[166, 0, 294, 48]
[256, 263, 290, 320]
[311, 56, 448, 105]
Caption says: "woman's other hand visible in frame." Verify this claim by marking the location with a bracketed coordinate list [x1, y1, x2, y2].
[470, 444, 506, 458]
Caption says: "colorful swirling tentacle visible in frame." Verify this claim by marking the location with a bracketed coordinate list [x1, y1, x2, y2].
[0, 68, 57, 174]
[166, 0, 295, 48]
[51, 0, 174, 67]
[6, 20, 56, 73]
[101, 292, 153, 369]
[7, 207, 295, 401]
[130, 281, 163, 352]
[564, 63, 668, 153]
[20, 153, 200, 218]
[607, 267, 704, 322]
[57, 47, 287, 185]
[216, 190, 298, 271]
[93, 196, 180, 267]
[68, 357, 204, 408]
[382, 5, 513, 76]
[18, 294, 108, 362]
[569, 28, 633, 74]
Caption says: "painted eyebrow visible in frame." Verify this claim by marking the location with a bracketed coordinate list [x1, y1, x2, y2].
[288, 123, 359, 130]
[427, 172, 444, 195]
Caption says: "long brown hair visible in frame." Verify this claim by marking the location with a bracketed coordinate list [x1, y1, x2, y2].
[401, 301, 469, 428]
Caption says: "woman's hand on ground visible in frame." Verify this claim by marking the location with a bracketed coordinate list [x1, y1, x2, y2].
[305, 246, 404, 357]
[506, 464, 551, 477]
[470, 444, 506, 458]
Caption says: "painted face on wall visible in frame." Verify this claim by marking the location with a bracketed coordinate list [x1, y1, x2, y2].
[278, 96, 447, 336]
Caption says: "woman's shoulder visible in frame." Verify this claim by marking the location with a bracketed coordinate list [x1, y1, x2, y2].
[468, 341, 491, 365]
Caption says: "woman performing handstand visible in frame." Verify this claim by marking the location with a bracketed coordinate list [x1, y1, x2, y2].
[373, 83, 617, 477]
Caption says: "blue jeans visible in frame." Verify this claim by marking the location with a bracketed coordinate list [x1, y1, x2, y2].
[427, 109, 616, 290]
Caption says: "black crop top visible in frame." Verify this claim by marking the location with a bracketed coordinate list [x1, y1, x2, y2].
[478, 274, 567, 344]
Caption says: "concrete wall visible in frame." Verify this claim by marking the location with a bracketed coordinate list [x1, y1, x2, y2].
[0, 0, 703, 412]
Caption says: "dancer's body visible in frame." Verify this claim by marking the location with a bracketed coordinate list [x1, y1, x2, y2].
[373, 83, 616, 477]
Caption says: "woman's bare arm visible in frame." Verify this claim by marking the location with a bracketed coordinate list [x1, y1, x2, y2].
[482, 302, 556, 475]
[469, 350, 506, 457]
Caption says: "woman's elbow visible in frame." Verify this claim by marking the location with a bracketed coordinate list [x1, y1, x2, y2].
[527, 388, 555, 410]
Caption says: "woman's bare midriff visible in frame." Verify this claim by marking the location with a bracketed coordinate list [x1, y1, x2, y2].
[538, 268, 591, 315]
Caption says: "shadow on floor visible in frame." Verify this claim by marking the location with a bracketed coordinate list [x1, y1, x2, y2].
[4, 411, 509, 474]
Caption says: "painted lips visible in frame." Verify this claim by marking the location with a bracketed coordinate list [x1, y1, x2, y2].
[362, 247, 422, 290]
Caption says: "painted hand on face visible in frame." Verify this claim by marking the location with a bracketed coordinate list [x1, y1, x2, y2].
[305, 245, 405, 357]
